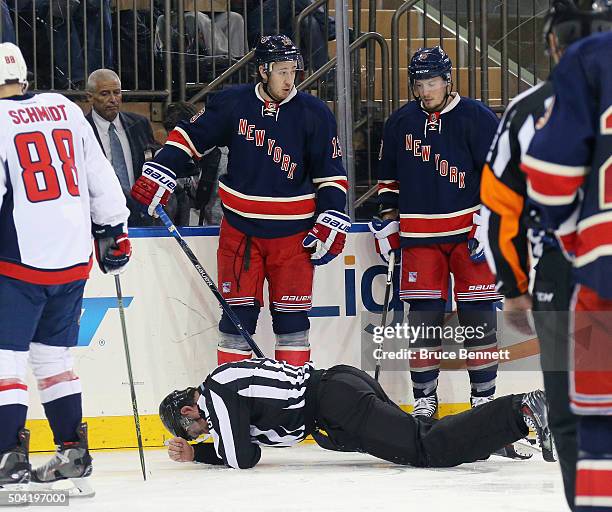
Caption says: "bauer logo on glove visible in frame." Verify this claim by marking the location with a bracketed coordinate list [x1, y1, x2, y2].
[131, 162, 177, 217]
[302, 210, 351, 266]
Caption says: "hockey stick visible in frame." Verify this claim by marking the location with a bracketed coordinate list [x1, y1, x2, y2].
[155, 205, 265, 358]
[374, 251, 395, 381]
[114, 274, 147, 481]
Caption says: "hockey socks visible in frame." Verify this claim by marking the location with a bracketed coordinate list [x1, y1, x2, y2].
[43, 394, 82, 445]
[275, 348, 311, 366]
[407, 299, 445, 400]
[575, 416, 612, 511]
[0, 404, 27, 453]
[218, 347, 252, 365]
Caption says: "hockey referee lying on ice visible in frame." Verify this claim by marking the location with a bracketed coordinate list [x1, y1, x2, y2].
[159, 359, 555, 468]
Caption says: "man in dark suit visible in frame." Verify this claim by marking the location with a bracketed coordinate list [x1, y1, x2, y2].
[85, 68, 160, 227]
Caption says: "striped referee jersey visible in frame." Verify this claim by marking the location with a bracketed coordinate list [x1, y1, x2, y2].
[480, 81, 554, 298]
[197, 358, 322, 469]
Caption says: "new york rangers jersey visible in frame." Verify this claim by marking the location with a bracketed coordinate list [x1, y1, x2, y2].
[522, 32, 612, 299]
[154, 84, 348, 238]
[0, 93, 129, 285]
[377, 94, 499, 246]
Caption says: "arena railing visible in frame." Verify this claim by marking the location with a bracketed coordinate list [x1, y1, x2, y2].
[6, 0, 173, 101]
[390, 0, 552, 113]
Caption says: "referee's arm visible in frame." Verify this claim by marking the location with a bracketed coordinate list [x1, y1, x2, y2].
[204, 377, 262, 469]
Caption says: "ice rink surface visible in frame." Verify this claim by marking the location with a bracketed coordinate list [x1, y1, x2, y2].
[29, 444, 567, 512]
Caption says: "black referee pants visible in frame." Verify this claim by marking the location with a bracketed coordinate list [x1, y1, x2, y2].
[315, 365, 527, 467]
[533, 246, 577, 511]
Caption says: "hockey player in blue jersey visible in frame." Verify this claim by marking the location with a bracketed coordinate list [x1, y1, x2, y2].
[521, 21, 612, 511]
[131, 35, 349, 367]
[372, 47, 502, 417]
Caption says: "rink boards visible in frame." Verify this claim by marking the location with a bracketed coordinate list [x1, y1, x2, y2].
[24, 224, 544, 451]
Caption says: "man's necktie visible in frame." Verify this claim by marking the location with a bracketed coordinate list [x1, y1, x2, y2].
[109, 122, 131, 193]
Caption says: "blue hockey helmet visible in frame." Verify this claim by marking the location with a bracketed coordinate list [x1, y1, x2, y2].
[254, 34, 304, 72]
[408, 46, 452, 86]
[543, 0, 612, 50]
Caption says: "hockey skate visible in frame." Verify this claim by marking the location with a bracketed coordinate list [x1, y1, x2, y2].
[0, 429, 30, 494]
[521, 390, 556, 462]
[469, 395, 533, 460]
[31, 423, 94, 498]
[412, 393, 438, 418]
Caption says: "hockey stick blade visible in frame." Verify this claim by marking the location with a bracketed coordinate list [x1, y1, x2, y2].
[155, 205, 265, 358]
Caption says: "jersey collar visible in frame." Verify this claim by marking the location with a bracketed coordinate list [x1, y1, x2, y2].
[0, 92, 34, 101]
[254, 83, 297, 106]
[419, 92, 461, 116]
[439, 92, 461, 114]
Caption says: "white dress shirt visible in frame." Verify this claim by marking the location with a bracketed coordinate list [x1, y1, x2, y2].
[91, 109, 135, 187]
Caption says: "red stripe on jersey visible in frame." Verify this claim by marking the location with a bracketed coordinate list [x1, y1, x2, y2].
[0, 258, 92, 285]
[523, 165, 585, 201]
[218, 188, 316, 218]
[318, 179, 348, 192]
[377, 181, 400, 193]
[576, 220, 612, 259]
[400, 210, 473, 236]
[576, 468, 612, 497]
[166, 130, 195, 157]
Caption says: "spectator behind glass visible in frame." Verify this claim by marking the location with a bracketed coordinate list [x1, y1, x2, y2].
[12, 0, 112, 88]
[155, 2, 246, 61]
[236, 0, 335, 71]
[163, 101, 224, 226]
[74, 0, 113, 74]
[0, 2, 15, 43]
[85, 69, 160, 227]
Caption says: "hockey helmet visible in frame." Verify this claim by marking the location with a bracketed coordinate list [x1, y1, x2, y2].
[254, 34, 304, 72]
[0, 43, 28, 88]
[409, 46, 452, 86]
[159, 387, 200, 440]
[543, 0, 612, 50]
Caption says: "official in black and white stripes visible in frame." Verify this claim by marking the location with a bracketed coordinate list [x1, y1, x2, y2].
[159, 358, 555, 469]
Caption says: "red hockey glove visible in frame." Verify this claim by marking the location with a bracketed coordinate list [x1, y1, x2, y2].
[131, 162, 177, 217]
[93, 223, 132, 275]
[368, 219, 400, 263]
[302, 210, 351, 265]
